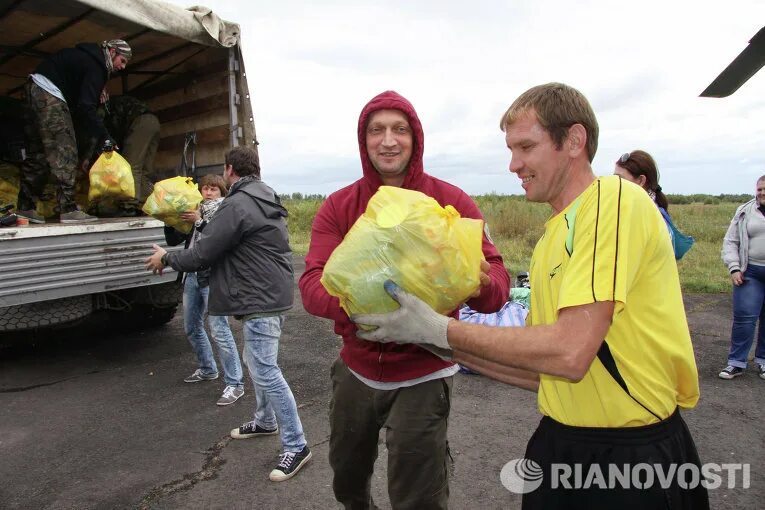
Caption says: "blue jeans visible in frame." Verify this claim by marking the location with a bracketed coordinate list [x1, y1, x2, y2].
[728, 263, 765, 367]
[242, 315, 307, 453]
[183, 272, 243, 388]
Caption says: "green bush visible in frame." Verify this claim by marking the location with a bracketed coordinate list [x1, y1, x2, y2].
[283, 198, 324, 254]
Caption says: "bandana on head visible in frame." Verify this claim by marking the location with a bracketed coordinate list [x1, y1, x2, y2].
[102, 39, 132, 74]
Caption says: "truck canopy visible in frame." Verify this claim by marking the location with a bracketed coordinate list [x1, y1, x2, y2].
[0, 0, 257, 175]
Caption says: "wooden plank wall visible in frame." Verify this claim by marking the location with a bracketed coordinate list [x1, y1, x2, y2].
[129, 48, 231, 177]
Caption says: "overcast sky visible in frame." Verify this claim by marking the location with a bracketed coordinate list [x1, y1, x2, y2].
[164, 0, 764, 197]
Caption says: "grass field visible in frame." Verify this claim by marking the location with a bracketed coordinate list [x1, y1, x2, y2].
[282, 196, 743, 294]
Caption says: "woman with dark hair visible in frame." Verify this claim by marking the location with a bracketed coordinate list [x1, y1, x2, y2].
[615, 150, 693, 260]
[614, 150, 669, 210]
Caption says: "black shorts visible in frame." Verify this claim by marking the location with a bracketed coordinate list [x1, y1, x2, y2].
[522, 409, 710, 510]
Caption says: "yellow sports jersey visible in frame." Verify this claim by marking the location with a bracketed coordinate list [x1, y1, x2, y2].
[529, 176, 699, 427]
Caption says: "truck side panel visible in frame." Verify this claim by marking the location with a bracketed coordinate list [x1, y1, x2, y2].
[0, 218, 181, 307]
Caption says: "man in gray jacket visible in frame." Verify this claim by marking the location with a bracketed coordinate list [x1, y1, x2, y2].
[145, 146, 311, 482]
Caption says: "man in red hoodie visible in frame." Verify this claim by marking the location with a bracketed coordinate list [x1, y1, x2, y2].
[299, 91, 510, 509]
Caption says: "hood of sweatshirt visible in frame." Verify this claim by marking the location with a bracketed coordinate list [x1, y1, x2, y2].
[229, 175, 288, 219]
[356, 90, 425, 193]
[75, 42, 108, 72]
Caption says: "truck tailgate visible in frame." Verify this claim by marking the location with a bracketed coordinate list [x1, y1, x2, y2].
[0, 218, 182, 307]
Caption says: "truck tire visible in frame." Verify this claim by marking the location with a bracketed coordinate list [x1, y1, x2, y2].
[132, 281, 183, 306]
[148, 281, 184, 305]
[108, 303, 178, 330]
[140, 304, 178, 327]
[0, 296, 93, 332]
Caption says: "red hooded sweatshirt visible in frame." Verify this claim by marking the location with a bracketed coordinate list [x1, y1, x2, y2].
[298, 91, 510, 382]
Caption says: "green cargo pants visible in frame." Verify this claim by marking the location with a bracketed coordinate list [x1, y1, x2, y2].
[329, 357, 451, 510]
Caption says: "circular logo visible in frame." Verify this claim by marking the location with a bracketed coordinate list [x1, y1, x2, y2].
[500, 458, 543, 494]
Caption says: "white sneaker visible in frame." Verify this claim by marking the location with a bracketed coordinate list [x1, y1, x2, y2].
[216, 385, 244, 406]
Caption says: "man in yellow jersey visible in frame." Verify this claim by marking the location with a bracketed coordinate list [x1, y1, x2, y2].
[352, 83, 709, 509]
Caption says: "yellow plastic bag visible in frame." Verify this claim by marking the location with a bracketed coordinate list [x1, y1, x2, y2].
[142, 176, 202, 234]
[0, 162, 19, 208]
[0, 164, 87, 217]
[36, 181, 58, 219]
[321, 186, 485, 319]
[88, 151, 135, 203]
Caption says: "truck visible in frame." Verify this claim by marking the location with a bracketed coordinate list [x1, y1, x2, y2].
[0, 0, 258, 333]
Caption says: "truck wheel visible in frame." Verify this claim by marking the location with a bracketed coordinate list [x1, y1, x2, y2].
[149, 281, 183, 305]
[0, 296, 93, 332]
[140, 304, 178, 327]
[108, 303, 178, 330]
[132, 281, 183, 306]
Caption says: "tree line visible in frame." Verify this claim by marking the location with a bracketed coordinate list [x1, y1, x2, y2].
[285, 192, 753, 204]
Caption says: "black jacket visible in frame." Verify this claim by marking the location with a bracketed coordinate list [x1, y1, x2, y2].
[35, 42, 111, 143]
[166, 175, 293, 316]
[163, 225, 211, 288]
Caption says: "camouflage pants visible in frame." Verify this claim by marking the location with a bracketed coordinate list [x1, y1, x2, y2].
[18, 81, 78, 213]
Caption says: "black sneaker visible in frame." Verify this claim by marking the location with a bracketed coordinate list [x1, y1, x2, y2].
[718, 365, 744, 379]
[230, 420, 278, 439]
[758, 363, 765, 381]
[269, 445, 312, 482]
[16, 209, 45, 224]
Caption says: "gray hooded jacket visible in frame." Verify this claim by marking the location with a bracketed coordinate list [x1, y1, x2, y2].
[166, 175, 293, 316]
[722, 198, 757, 274]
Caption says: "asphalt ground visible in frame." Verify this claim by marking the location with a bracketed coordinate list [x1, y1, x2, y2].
[1, 257, 763, 509]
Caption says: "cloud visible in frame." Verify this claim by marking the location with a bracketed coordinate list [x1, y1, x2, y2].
[161, 0, 765, 195]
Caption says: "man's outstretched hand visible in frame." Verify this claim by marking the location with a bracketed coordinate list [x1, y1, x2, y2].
[352, 280, 452, 352]
[144, 243, 168, 275]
